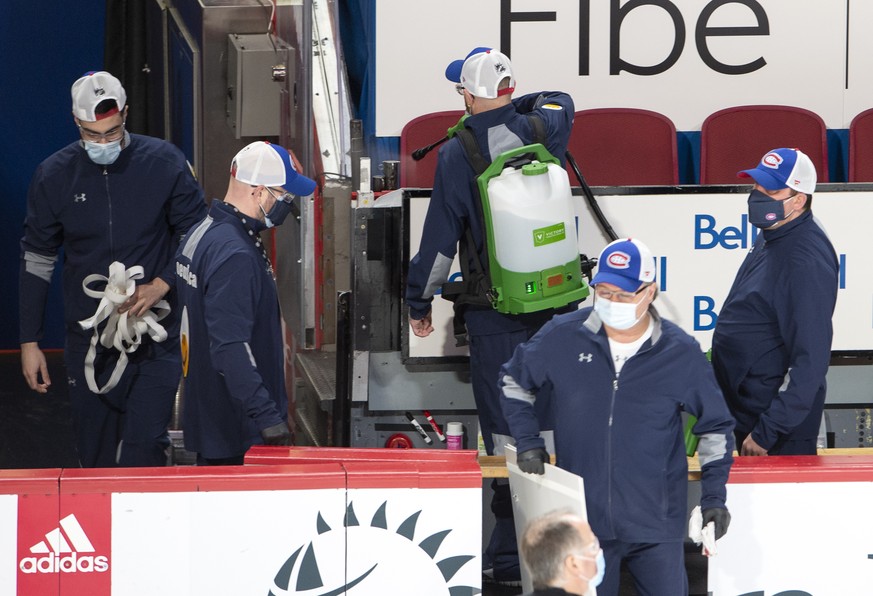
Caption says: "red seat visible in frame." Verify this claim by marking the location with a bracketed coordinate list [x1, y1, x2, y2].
[700, 105, 828, 185]
[849, 108, 873, 182]
[567, 108, 679, 186]
[399, 110, 465, 188]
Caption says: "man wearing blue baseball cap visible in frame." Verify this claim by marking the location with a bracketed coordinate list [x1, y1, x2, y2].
[712, 148, 839, 456]
[500, 238, 735, 595]
[405, 46, 577, 585]
[175, 141, 317, 465]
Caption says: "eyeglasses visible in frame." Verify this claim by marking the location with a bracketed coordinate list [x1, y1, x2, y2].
[455, 83, 465, 96]
[594, 284, 652, 303]
[78, 122, 125, 143]
[265, 187, 293, 203]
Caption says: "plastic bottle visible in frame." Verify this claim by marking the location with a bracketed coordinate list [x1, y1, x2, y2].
[487, 163, 578, 273]
[446, 422, 464, 450]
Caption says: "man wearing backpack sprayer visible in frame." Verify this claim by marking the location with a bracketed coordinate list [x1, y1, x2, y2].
[405, 47, 578, 586]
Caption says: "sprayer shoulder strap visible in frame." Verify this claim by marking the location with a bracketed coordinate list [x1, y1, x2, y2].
[455, 113, 547, 176]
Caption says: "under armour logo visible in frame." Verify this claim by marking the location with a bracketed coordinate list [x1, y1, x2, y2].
[74, 193, 87, 203]
[68, 377, 77, 387]
[578, 353, 593, 363]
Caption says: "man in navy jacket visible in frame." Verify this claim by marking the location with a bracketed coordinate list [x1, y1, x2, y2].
[501, 238, 735, 595]
[712, 148, 839, 456]
[405, 47, 577, 584]
[19, 71, 206, 467]
[175, 141, 316, 464]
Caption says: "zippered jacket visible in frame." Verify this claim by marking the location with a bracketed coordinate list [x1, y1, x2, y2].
[500, 307, 735, 543]
[20, 134, 206, 347]
[174, 200, 287, 459]
[711, 210, 838, 448]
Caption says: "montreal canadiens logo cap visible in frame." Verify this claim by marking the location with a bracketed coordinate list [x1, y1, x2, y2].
[591, 238, 656, 292]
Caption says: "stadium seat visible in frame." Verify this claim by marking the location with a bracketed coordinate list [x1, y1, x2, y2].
[567, 108, 679, 186]
[700, 105, 828, 185]
[849, 108, 873, 182]
[399, 110, 465, 188]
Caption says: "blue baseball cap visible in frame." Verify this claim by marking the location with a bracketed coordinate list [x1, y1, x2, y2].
[445, 47, 492, 83]
[231, 141, 317, 197]
[591, 238, 656, 293]
[738, 148, 816, 194]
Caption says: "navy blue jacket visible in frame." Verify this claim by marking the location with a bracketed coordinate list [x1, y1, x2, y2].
[20, 134, 206, 347]
[712, 210, 838, 448]
[175, 200, 287, 459]
[500, 307, 735, 543]
[405, 92, 575, 335]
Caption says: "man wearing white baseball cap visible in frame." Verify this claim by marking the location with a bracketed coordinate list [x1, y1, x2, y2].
[500, 238, 735, 595]
[175, 141, 316, 465]
[406, 46, 577, 585]
[19, 70, 206, 467]
[712, 148, 839, 456]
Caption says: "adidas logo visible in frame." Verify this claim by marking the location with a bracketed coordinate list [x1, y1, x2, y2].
[19, 514, 109, 574]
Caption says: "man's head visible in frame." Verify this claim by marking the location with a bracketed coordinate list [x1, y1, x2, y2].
[590, 238, 657, 332]
[445, 47, 514, 114]
[227, 141, 317, 226]
[71, 71, 129, 164]
[739, 148, 815, 228]
[520, 510, 601, 594]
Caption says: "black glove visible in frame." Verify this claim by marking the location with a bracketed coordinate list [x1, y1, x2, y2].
[261, 422, 292, 446]
[702, 507, 731, 541]
[517, 447, 549, 475]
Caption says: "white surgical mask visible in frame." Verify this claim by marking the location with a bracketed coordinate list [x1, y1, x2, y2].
[594, 291, 647, 330]
[84, 138, 123, 165]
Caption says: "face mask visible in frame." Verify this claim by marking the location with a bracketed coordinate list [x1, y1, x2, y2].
[594, 292, 646, 330]
[259, 189, 296, 228]
[580, 549, 605, 589]
[84, 138, 123, 165]
[747, 188, 796, 229]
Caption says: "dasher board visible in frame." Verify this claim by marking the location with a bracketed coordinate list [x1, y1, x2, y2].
[505, 445, 596, 596]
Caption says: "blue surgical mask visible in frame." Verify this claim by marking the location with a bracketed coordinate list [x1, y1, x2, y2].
[259, 188, 296, 228]
[747, 188, 797, 229]
[83, 137, 123, 165]
[578, 548, 605, 589]
[588, 549, 605, 588]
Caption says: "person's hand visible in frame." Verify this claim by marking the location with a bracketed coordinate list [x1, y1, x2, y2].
[702, 507, 731, 540]
[517, 447, 549, 475]
[261, 422, 292, 446]
[740, 434, 768, 456]
[409, 312, 434, 338]
[21, 342, 51, 393]
[118, 278, 170, 317]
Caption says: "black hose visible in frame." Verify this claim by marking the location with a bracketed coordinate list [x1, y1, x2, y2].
[565, 151, 619, 242]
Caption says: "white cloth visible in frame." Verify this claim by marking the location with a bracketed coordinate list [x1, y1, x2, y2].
[688, 505, 718, 557]
[78, 261, 170, 394]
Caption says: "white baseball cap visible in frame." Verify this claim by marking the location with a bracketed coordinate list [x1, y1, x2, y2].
[231, 141, 317, 197]
[71, 71, 127, 122]
[738, 148, 817, 194]
[445, 48, 515, 99]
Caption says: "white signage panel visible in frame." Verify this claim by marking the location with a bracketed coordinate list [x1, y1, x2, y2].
[377, 1, 857, 135]
[710, 481, 873, 594]
[111, 489, 347, 595]
[407, 188, 873, 357]
[0, 495, 16, 596]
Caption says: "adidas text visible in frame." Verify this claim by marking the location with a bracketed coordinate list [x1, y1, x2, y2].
[19, 552, 109, 574]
